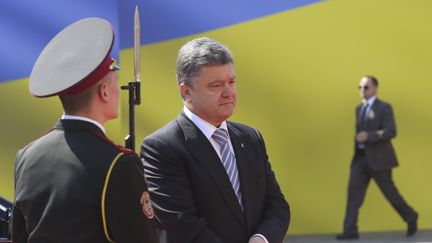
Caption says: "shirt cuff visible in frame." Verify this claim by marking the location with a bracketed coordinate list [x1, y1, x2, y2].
[251, 234, 269, 243]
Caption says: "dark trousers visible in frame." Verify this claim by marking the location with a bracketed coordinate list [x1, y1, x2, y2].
[343, 151, 417, 233]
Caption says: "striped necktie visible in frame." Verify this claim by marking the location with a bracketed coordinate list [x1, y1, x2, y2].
[212, 128, 243, 209]
[359, 104, 369, 123]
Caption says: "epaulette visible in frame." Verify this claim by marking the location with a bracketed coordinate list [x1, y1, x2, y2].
[91, 130, 136, 155]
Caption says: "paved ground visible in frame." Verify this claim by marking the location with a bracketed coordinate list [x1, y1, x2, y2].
[284, 230, 432, 243]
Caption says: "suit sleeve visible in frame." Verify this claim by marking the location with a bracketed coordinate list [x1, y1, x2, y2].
[367, 103, 396, 144]
[104, 153, 159, 243]
[251, 129, 290, 243]
[141, 137, 224, 243]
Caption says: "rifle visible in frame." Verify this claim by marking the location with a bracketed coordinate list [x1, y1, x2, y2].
[121, 6, 141, 152]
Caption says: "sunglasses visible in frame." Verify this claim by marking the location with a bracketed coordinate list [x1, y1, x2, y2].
[358, 85, 369, 90]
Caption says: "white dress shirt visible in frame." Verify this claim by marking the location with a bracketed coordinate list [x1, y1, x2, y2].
[183, 106, 235, 159]
[362, 95, 377, 116]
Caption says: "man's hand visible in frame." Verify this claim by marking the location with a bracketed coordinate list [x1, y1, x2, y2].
[356, 131, 368, 143]
[248, 236, 266, 243]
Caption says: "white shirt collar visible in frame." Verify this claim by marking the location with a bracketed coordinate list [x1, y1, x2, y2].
[61, 114, 106, 133]
[183, 106, 228, 140]
[363, 95, 376, 107]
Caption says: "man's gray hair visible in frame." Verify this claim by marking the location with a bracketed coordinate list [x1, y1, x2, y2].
[176, 37, 234, 86]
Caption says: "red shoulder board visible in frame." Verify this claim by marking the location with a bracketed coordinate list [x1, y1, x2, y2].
[91, 130, 136, 155]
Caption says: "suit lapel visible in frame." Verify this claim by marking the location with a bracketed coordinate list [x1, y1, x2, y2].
[370, 98, 380, 115]
[362, 99, 380, 129]
[227, 123, 256, 232]
[177, 114, 245, 226]
[357, 98, 379, 129]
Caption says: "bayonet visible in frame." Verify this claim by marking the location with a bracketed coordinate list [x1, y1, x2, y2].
[134, 6, 141, 83]
[121, 5, 141, 151]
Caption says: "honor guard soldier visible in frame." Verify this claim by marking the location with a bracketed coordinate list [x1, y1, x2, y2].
[12, 18, 159, 243]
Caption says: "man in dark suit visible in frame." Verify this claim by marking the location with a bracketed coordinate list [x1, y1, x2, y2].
[13, 18, 158, 243]
[141, 37, 290, 243]
[336, 76, 418, 240]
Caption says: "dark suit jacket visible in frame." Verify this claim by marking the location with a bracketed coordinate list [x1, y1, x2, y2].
[141, 113, 290, 243]
[13, 119, 158, 243]
[354, 98, 398, 171]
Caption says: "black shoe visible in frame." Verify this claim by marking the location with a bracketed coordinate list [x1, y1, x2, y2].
[407, 213, 418, 237]
[336, 232, 359, 240]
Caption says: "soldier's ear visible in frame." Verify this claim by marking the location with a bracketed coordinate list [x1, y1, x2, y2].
[98, 83, 109, 103]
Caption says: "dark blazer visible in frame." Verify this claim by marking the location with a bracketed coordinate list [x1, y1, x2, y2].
[354, 98, 398, 171]
[13, 119, 158, 243]
[141, 113, 290, 243]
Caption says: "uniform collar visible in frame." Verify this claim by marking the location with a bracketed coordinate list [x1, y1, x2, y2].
[61, 114, 105, 133]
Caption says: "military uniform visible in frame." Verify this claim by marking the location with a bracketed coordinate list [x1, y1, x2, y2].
[13, 119, 158, 242]
[12, 18, 159, 243]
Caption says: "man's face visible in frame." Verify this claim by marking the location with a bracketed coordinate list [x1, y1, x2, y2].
[181, 63, 237, 127]
[359, 77, 377, 100]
